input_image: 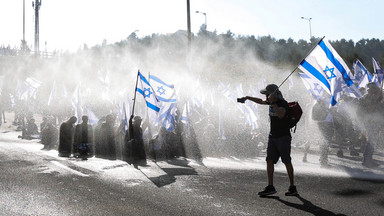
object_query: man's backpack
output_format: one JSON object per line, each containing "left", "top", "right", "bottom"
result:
{"left": 287, "top": 101, "right": 303, "bottom": 132}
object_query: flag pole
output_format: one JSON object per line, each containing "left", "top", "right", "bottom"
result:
{"left": 131, "top": 70, "right": 140, "bottom": 116}
{"left": 278, "top": 36, "right": 326, "bottom": 88}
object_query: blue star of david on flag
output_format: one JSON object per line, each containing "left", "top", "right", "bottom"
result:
{"left": 149, "top": 74, "right": 177, "bottom": 131}
{"left": 353, "top": 59, "right": 373, "bottom": 89}
{"left": 323, "top": 66, "right": 336, "bottom": 80}
{"left": 156, "top": 86, "right": 166, "bottom": 95}
{"left": 313, "top": 83, "right": 323, "bottom": 95}
{"left": 354, "top": 70, "right": 363, "bottom": 81}
{"left": 136, "top": 72, "right": 160, "bottom": 113}
{"left": 149, "top": 74, "right": 176, "bottom": 103}
{"left": 298, "top": 37, "right": 355, "bottom": 106}
{"left": 144, "top": 87, "right": 153, "bottom": 98}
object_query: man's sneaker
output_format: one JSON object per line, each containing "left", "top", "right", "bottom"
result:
{"left": 258, "top": 185, "right": 277, "bottom": 196}
{"left": 285, "top": 185, "right": 298, "bottom": 196}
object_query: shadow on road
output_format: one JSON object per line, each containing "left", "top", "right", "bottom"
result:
{"left": 261, "top": 195, "right": 346, "bottom": 216}
{"left": 336, "top": 164, "right": 384, "bottom": 183}
{"left": 138, "top": 158, "right": 199, "bottom": 187}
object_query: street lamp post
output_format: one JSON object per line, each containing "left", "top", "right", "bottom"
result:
{"left": 196, "top": 11, "right": 207, "bottom": 30}
{"left": 301, "top": 17, "right": 312, "bottom": 42}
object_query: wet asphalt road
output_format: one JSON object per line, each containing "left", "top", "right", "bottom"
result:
{"left": 0, "top": 132, "right": 383, "bottom": 216}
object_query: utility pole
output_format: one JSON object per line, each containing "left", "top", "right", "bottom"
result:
{"left": 186, "top": 0, "right": 191, "bottom": 49}
{"left": 23, "top": 0, "right": 25, "bottom": 44}
{"left": 32, "top": 0, "right": 41, "bottom": 54}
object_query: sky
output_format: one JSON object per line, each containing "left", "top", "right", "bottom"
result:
{"left": 1, "top": 0, "right": 383, "bottom": 52}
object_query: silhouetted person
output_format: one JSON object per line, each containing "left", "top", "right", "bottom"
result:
{"left": 40, "top": 116, "right": 49, "bottom": 133}
{"left": 127, "top": 115, "right": 146, "bottom": 165}
{"left": 20, "top": 118, "right": 39, "bottom": 140}
{"left": 74, "top": 115, "right": 94, "bottom": 160}
{"left": 41, "top": 120, "right": 58, "bottom": 150}
{"left": 311, "top": 97, "right": 334, "bottom": 167}
{"left": 100, "top": 114, "right": 117, "bottom": 160}
{"left": 94, "top": 116, "right": 106, "bottom": 158}
{"left": 357, "top": 82, "right": 383, "bottom": 168}
{"left": 239, "top": 84, "right": 298, "bottom": 196}
{"left": 58, "top": 116, "right": 77, "bottom": 157}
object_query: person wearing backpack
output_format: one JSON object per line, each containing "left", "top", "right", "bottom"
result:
{"left": 238, "top": 84, "right": 298, "bottom": 197}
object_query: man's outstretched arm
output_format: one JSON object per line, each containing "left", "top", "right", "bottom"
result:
{"left": 239, "top": 96, "right": 269, "bottom": 105}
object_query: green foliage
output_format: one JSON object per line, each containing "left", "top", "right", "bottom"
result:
{"left": 1, "top": 31, "right": 384, "bottom": 79}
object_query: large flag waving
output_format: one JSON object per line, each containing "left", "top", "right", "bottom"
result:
{"left": 372, "top": 57, "right": 384, "bottom": 86}
{"left": 353, "top": 59, "right": 373, "bottom": 89}
{"left": 136, "top": 72, "right": 160, "bottom": 113}
{"left": 299, "top": 72, "right": 325, "bottom": 100}
{"left": 136, "top": 71, "right": 160, "bottom": 132}
{"left": 20, "top": 77, "right": 42, "bottom": 100}
{"left": 149, "top": 74, "right": 176, "bottom": 102}
{"left": 149, "top": 74, "right": 177, "bottom": 132}
{"left": 298, "top": 37, "right": 354, "bottom": 106}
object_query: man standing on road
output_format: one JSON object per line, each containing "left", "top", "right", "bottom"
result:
{"left": 238, "top": 84, "right": 298, "bottom": 196}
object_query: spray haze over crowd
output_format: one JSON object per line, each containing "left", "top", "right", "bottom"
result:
{"left": 1, "top": 29, "right": 315, "bottom": 158}
{"left": 1, "top": 22, "right": 384, "bottom": 160}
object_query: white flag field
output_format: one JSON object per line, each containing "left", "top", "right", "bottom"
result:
{"left": 298, "top": 37, "right": 357, "bottom": 106}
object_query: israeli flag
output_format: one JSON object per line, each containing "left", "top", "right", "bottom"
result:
{"left": 299, "top": 73, "right": 325, "bottom": 100}
{"left": 298, "top": 37, "right": 354, "bottom": 106}
{"left": 353, "top": 59, "right": 373, "bottom": 89}
{"left": 149, "top": 74, "right": 176, "bottom": 103}
{"left": 180, "top": 101, "right": 190, "bottom": 124}
{"left": 71, "top": 85, "right": 83, "bottom": 123}
{"left": 47, "top": 80, "right": 57, "bottom": 106}
{"left": 48, "top": 80, "right": 69, "bottom": 106}
{"left": 86, "top": 105, "right": 99, "bottom": 125}
{"left": 20, "top": 77, "right": 42, "bottom": 100}
{"left": 158, "top": 103, "right": 177, "bottom": 131}
{"left": 148, "top": 74, "right": 178, "bottom": 131}
{"left": 137, "top": 72, "right": 160, "bottom": 113}
{"left": 372, "top": 57, "right": 384, "bottom": 85}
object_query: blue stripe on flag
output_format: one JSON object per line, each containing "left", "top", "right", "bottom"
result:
{"left": 319, "top": 41, "right": 353, "bottom": 87}
{"left": 300, "top": 60, "right": 331, "bottom": 91}
{"left": 157, "top": 96, "right": 177, "bottom": 103}
{"left": 138, "top": 72, "right": 151, "bottom": 86}
{"left": 146, "top": 101, "right": 160, "bottom": 112}
{"left": 149, "top": 75, "right": 174, "bottom": 88}
{"left": 136, "top": 88, "right": 144, "bottom": 96}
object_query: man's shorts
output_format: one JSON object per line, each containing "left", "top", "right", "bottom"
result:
{"left": 266, "top": 135, "right": 292, "bottom": 164}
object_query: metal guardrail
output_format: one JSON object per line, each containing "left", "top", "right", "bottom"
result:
{"left": 0, "top": 49, "right": 58, "bottom": 58}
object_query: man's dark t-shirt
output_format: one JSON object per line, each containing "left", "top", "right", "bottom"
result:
{"left": 269, "top": 99, "right": 291, "bottom": 138}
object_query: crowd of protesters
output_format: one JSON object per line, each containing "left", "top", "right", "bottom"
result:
{"left": 309, "top": 82, "right": 384, "bottom": 168}
{"left": 0, "top": 81, "right": 383, "bottom": 169}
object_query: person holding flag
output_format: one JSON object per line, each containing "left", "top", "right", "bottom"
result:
{"left": 127, "top": 115, "right": 146, "bottom": 165}
{"left": 238, "top": 84, "right": 298, "bottom": 197}
{"left": 125, "top": 70, "right": 158, "bottom": 164}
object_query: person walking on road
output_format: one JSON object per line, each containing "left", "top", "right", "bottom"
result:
{"left": 238, "top": 84, "right": 298, "bottom": 196}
